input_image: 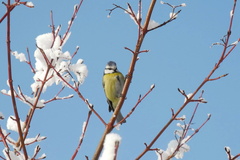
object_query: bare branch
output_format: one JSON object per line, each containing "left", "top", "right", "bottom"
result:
{"left": 114, "top": 84, "right": 155, "bottom": 126}
{"left": 60, "top": 0, "right": 84, "bottom": 46}
{"left": 136, "top": 1, "right": 239, "bottom": 158}
{"left": 5, "top": 0, "right": 28, "bottom": 157}
{"left": 25, "top": 47, "right": 36, "bottom": 73}
{"left": 71, "top": 110, "right": 92, "bottom": 160}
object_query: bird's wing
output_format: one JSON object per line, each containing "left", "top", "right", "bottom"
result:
{"left": 107, "top": 99, "right": 114, "bottom": 112}
{"left": 115, "top": 73, "right": 124, "bottom": 98}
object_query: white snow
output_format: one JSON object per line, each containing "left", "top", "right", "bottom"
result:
{"left": 150, "top": 84, "right": 155, "bottom": 89}
{"left": 167, "top": 140, "right": 190, "bottom": 159}
{"left": 232, "top": 40, "right": 239, "bottom": 45}
{"left": 3, "top": 148, "right": 25, "bottom": 160}
{"left": 6, "top": 116, "right": 25, "bottom": 133}
{"left": 12, "top": 51, "right": 27, "bottom": 62}
{"left": 25, "top": 134, "right": 46, "bottom": 144}
{"left": 26, "top": 1, "right": 34, "bottom": 7}
{"left": 184, "top": 93, "right": 193, "bottom": 103}
{"left": 147, "top": 20, "right": 159, "bottom": 30}
{"left": 160, "top": 1, "right": 164, "bottom": 4}
{"left": 169, "top": 12, "right": 178, "bottom": 19}
{"left": 181, "top": 3, "right": 186, "bottom": 7}
{"left": 100, "top": 133, "right": 122, "bottom": 160}
{"left": 38, "top": 153, "right": 46, "bottom": 159}
{"left": 230, "top": 10, "right": 234, "bottom": 18}
{"left": 156, "top": 149, "right": 170, "bottom": 160}
{"left": 0, "top": 112, "right": 4, "bottom": 119}
{"left": 31, "top": 32, "right": 88, "bottom": 93}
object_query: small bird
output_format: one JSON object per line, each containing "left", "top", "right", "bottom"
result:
{"left": 102, "top": 61, "right": 126, "bottom": 123}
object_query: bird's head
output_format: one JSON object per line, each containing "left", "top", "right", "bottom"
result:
{"left": 104, "top": 61, "right": 118, "bottom": 74}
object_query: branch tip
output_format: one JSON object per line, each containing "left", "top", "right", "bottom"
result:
{"left": 150, "top": 84, "right": 155, "bottom": 89}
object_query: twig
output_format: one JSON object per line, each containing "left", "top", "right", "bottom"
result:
{"left": 5, "top": 0, "right": 28, "bottom": 158}
{"left": 183, "top": 90, "right": 205, "bottom": 138}
{"left": 114, "top": 84, "right": 155, "bottom": 126}
{"left": 0, "top": 127, "right": 10, "bottom": 150}
{"left": 32, "top": 145, "right": 41, "bottom": 159}
{"left": 231, "top": 154, "right": 240, "bottom": 160}
{"left": 1, "top": 1, "right": 33, "bottom": 23}
{"left": 72, "top": 46, "right": 80, "bottom": 59}
{"left": 0, "top": 2, "right": 15, "bottom": 23}
{"left": 44, "top": 86, "right": 74, "bottom": 104}
{"left": 60, "top": 0, "right": 84, "bottom": 46}
{"left": 208, "top": 73, "right": 228, "bottom": 81}
{"left": 225, "top": 146, "right": 240, "bottom": 160}
{"left": 171, "top": 98, "right": 210, "bottom": 158}
{"left": 71, "top": 110, "right": 92, "bottom": 160}
{"left": 50, "top": 11, "right": 56, "bottom": 48}
{"left": 24, "top": 134, "right": 46, "bottom": 146}
{"left": 147, "top": 10, "right": 181, "bottom": 32}
{"left": 114, "top": 141, "right": 120, "bottom": 160}
{"left": 25, "top": 47, "right": 36, "bottom": 73}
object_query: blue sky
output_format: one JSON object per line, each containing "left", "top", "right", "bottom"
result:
{"left": 0, "top": 0, "right": 240, "bottom": 159}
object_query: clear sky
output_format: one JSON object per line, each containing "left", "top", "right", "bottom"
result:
{"left": 0, "top": 0, "right": 240, "bottom": 160}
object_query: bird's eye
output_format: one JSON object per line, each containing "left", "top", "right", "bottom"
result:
{"left": 106, "top": 68, "right": 114, "bottom": 70}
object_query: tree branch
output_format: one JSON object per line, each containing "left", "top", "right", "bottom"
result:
{"left": 135, "top": 0, "right": 238, "bottom": 159}
{"left": 5, "top": 0, "right": 28, "bottom": 158}
{"left": 92, "top": 1, "right": 157, "bottom": 159}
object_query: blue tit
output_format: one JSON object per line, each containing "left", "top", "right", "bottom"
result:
{"left": 102, "top": 61, "right": 126, "bottom": 124}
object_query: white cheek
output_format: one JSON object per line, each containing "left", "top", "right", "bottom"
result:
{"left": 104, "top": 70, "right": 114, "bottom": 74}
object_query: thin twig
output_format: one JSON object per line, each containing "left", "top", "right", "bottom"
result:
{"left": 60, "top": 0, "right": 84, "bottom": 46}
{"left": 50, "top": 11, "right": 56, "bottom": 48}
{"left": 44, "top": 86, "right": 74, "bottom": 104}
{"left": 0, "top": 127, "right": 10, "bottom": 150}
{"left": 113, "top": 141, "right": 120, "bottom": 160}
{"left": 114, "top": 84, "right": 155, "bottom": 126}
{"left": 147, "top": 10, "right": 181, "bottom": 32}
{"left": 71, "top": 110, "right": 92, "bottom": 160}
{"left": 0, "top": 2, "right": 15, "bottom": 23}
{"left": 25, "top": 47, "right": 36, "bottom": 73}
{"left": 231, "top": 154, "right": 240, "bottom": 160}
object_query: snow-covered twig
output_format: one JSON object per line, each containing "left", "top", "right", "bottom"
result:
{"left": 0, "top": 127, "right": 10, "bottom": 150}
{"left": 44, "top": 87, "right": 74, "bottom": 104}
{"left": 225, "top": 146, "right": 240, "bottom": 160}
{"left": 0, "top": 1, "right": 34, "bottom": 23}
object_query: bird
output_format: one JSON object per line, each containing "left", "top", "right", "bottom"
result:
{"left": 102, "top": 61, "right": 126, "bottom": 124}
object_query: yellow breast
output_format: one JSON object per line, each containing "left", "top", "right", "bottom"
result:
{"left": 103, "top": 72, "right": 124, "bottom": 108}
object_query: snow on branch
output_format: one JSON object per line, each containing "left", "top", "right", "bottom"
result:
{"left": 225, "top": 146, "right": 240, "bottom": 160}
{"left": 100, "top": 133, "right": 122, "bottom": 160}
{"left": 32, "top": 32, "right": 88, "bottom": 93}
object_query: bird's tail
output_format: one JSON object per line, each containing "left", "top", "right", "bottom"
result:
{"left": 116, "top": 111, "right": 126, "bottom": 124}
